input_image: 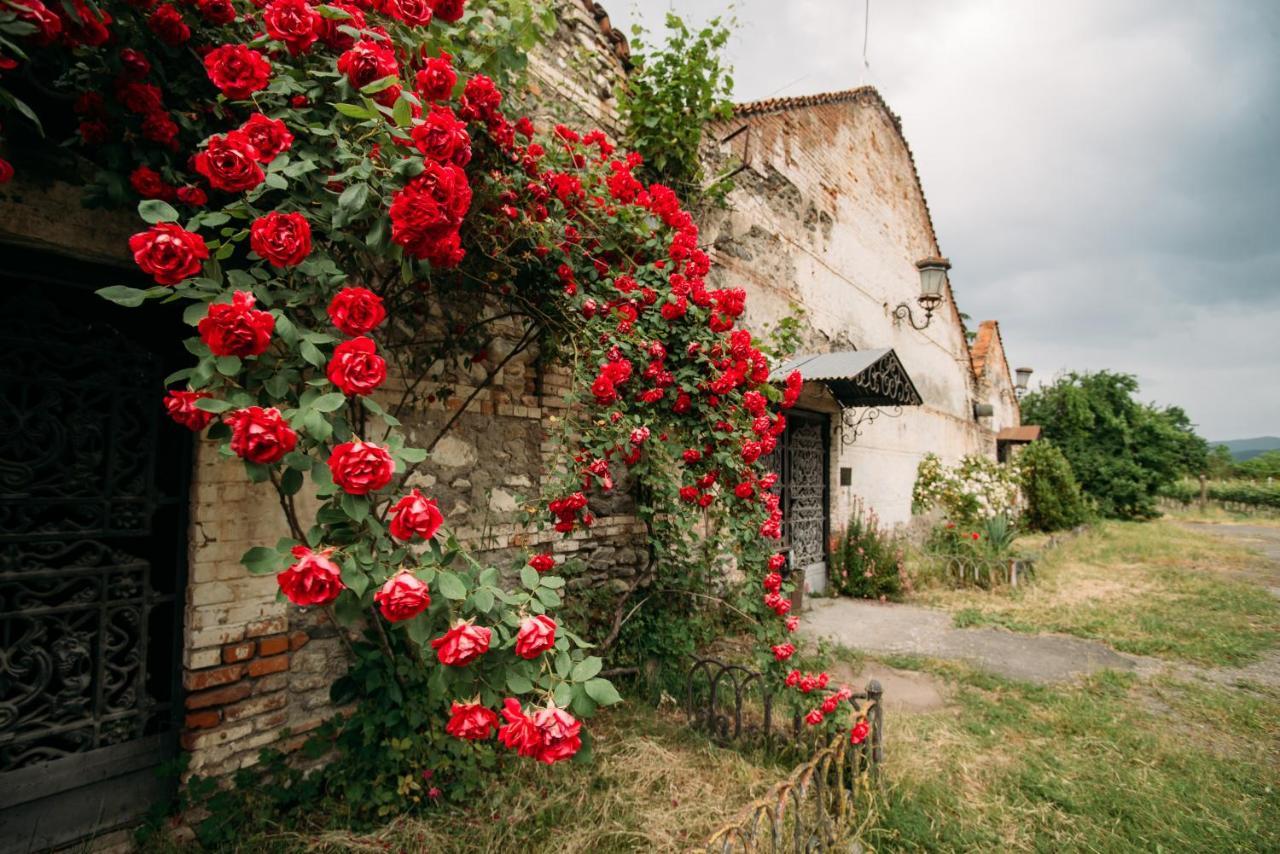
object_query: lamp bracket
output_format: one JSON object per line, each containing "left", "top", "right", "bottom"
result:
{"left": 840, "top": 405, "right": 904, "bottom": 446}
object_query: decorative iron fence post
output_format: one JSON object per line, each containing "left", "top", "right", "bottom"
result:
{"left": 866, "top": 679, "right": 884, "bottom": 768}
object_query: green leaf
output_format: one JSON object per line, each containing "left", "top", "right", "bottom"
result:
{"left": 241, "top": 546, "right": 279, "bottom": 575}
{"left": 436, "top": 571, "right": 466, "bottom": 600}
{"left": 338, "top": 182, "right": 369, "bottom": 212}
{"left": 341, "top": 563, "right": 369, "bottom": 598}
{"left": 138, "top": 199, "right": 180, "bottom": 224}
{"left": 555, "top": 651, "right": 572, "bottom": 678}
{"left": 570, "top": 656, "right": 602, "bottom": 682}
{"left": 471, "top": 588, "right": 494, "bottom": 613}
{"left": 569, "top": 684, "right": 597, "bottom": 718}
{"left": 585, "top": 678, "right": 622, "bottom": 706}
{"left": 520, "top": 565, "right": 540, "bottom": 591}
{"left": 263, "top": 172, "right": 288, "bottom": 190}
{"left": 96, "top": 286, "right": 152, "bottom": 307}
{"left": 399, "top": 447, "right": 428, "bottom": 464}
{"left": 299, "top": 340, "right": 326, "bottom": 367}
{"left": 334, "top": 102, "right": 375, "bottom": 119}
{"left": 507, "top": 673, "right": 534, "bottom": 695}
{"left": 194, "top": 397, "right": 233, "bottom": 413}
{"left": 340, "top": 492, "right": 369, "bottom": 523}
{"left": 215, "top": 355, "right": 242, "bottom": 376}
{"left": 360, "top": 75, "right": 398, "bottom": 95}
{"left": 312, "top": 392, "right": 347, "bottom": 412}
{"left": 535, "top": 586, "right": 562, "bottom": 608}
{"left": 280, "top": 467, "right": 304, "bottom": 496}
{"left": 553, "top": 682, "right": 573, "bottom": 708}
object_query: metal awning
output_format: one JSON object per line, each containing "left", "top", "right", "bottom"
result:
{"left": 770, "top": 348, "right": 923, "bottom": 408}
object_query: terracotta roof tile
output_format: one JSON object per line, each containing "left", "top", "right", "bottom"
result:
{"left": 996, "top": 425, "right": 1041, "bottom": 443}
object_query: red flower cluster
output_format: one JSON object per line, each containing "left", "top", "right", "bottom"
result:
{"left": 445, "top": 701, "right": 498, "bottom": 740}
{"left": 278, "top": 546, "right": 345, "bottom": 606}
{"left": 548, "top": 492, "right": 589, "bottom": 533}
{"left": 163, "top": 389, "right": 214, "bottom": 431}
{"left": 225, "top": 406, "right": 297, "bottom": 464}
{"left": 199, "top": 291, "right": 275, "bottom": 357}
{"left": 431, "top": 620, "right": 490, "bottom": 666}
{"left": 389, "top": 160, "right": 471, "bottom": 267}
{"left": 496, "top": 699, "right": 581, "bottom": 765}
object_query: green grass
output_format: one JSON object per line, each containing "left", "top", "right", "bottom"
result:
{"left": 913, "top": 520, "right": 1280, "bottom": 666}
{"left": 861, "top": 657, "right": 1280, "bottom": 852}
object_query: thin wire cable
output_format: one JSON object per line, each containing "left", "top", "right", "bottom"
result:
{"left": 861, "top": 0, "right": 872, "bottom": 83}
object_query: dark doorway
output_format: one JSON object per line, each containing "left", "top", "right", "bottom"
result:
{"left": 0, "top": 257, "right": 190, "bottom": 853}
{"left": 768, "top": 410, "right": 831, "bottom": 596}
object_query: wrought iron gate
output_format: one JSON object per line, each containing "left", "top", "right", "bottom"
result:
{"left": 767, "top": 410, "right": 831, "bottom": 595}
{"left": 0, "top": 276, "right": 188, "bottom": 852}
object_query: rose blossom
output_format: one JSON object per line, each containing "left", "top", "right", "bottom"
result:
{"left": 203, "top": 44, "right": 272, "bottom": 100}
{"left": 250, "top": 211, "right": 312, "bottom": 267}
{"left": 198, "top": 291, "right": 275, "bottom": 357}
{"left": 497, "top": 698, "right": 542, "bottom": 757}
{"left": 431, "top": 620, "right": 491, "bottom": 666}
{"left": 384, "top": 0, "right": 432, "bottom": 26}
{"left": 263, "top": 0, "right": 319, "bottom": 54}
{"left": 388, "top": 489, "right": 444, "bottom": 541}
{"left": 446, "top": 701, "right": 499, "bottom": 740}
{"left": 771, "top": 643, "right": 796, "bottom": 662}
{"left": 429, "top": 0, "right": 466, "bottom": 24}
{"left": 197, "top": 0, "right": 236, "bottom": 24}
{"left": 163, "top": 390, "right": 214, "bottom": 431}
{"left": 326, "top": 336, "right": 387, "bottom": 396}
{"left": 415, "top": 52, "right": 456, "bottom": 101}
{"left": 225, "top": 406, "right": 297, "bottom": 464}
{"left": 239, "top": 114, "right": 293, "bottom": 162}
{"left": 373, "top": 571, "right": 431, "bottom": 622}
{"left": 327, "top": 286, "right": 386, "bottom": 335}
{"left": 129, "top": 222, "right": 208, "bottom": 285}
{"left": 147, "top": 3, "right": 190, "bottom": 46}
{"left": 805, "top": 709, "right": 824, "bottom": 726}
{"left": 531, "top": 706, "right": 581, "bottom": 765}
{"left": 277, "top": 545, "right": 345, "bottom": 606}
{"left": 327, "top": 440, "right": 395, "bottom": 495}
{"left": 528, "top": 553, "right": 555, "bottom": 573}
{"left": 411, "top": 106, "right": 471, "bottom": 167}
{"left": 337, "top": 37, "right": 398, "bottom": 99}
{"left": 849, "top": 720, "right": 870, "bottom": 745}
{"left": 514, "top": 615, "right": 556, "bottom": 660}
{"left": 194, "top": 131, "right": 264, "bottom": 193}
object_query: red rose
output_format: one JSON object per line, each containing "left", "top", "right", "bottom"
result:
{"left": 263, "top": 0, "right": 319, "bottom": 55}
{"left": 849, "top": 720, "right": 870, "bottom": 745}
{"left": 315, "top": 1, "right": 364, "bottom": 50}
{"left": 531, "top": 706, "right": 581, "bottom": 765}
{"left": 197, "top": 0, "right": 236, "bottom": 24}
{"left": 194, "top": 131, "right": 264, "bottom": 193}
{"left": 130, "top": 165, "right": 173, "bottom": 200}
{"left": 805, "top": 709, "right": 824, "bottom": 726}
{"left": 528, "top": 553, "right": 555, "bottom": 573}
{"left": 164, "top": 390, "right": 215, "bottom": 431}
{"left": 373, "top": 571, "right": 431, "bottom": 622}
{"left": 13, "top": 0, "right": 61, "bottom": 45}
{"left": 129, "top": 222, "right": 208, "bottom": 285}
{"left": 768, "top": 553, "right": 786, "bottom": 572}
{"left": 497, "top": 698, "right": 542, "bottom": 757}
{"left": 225, "top": 406, "right": 298, "bottom": 464}
{"left": 239, "top": 114, "right": 293, "bottom": 162}
{"left": 204, "top": 44, "right": 272, "bottom": 100}
{"left": 199, "top": 290, "right": 275, "bottom": 357}
{"left": 119, "top": 48, "right": 151, "bottom": 78}
{"left": 459, "top": 73, "right": 501, "bottom": 122}
{"left": 79, "top": 120, "right": 109, "bottom": 145}
{"left": 515, "top": 615, "right": 556, "bottom": 660}
{"left": 383, "top": 0, "right": 432, "bottom": 26}
{"left": 411, "top": 106, "right": 471, "bottom": 167}
{"left": 61, "top": 0, "right": 111, "bottom": 46}
{"left": 446, "top": 701, "right": 499, "bottom": 741}
{"left": 388, "top": 160, "right": 471, "bottom": 261}
{"left": 147, "top": 3, "right": 190, "bottom": 46}
{"left": 771, "top": 643, "right": 796, "bottom": 662}
{"left": 326, "top": 336, "right": 387, "bottom": 396}
{"left": 388, "top": 489, "right": 444, "bottom": 541}
{"left": 177, "top": 186, "right": 208, "bottom": 206}
{"left": 430, "top": 620, "right": 490, "bottom": 666}
{"left": 337, "top": 37, "right": 398, "bottom": 92}
{"left": 415, "top": 52, "right": 456, "bottom": 101}
{"left": 277, "top": 546, "right": 345, "bottom": 606}
{"left": 140, "top": 111, "right": 179, "bottom": 148}
{"left": 429, "top": 0, "right": 465, "bottom": 23}
{"left": 762, "top": 572, "right": 782, "bottom": 593}
{"left": 327, "top": 286, "right": 386, "bottom": 336}
{"left": 250, "top": 211, "right": 312, "bottom": 267}
{"left": 115, "top": 81, "right": 163, "bottom": 115}
{"left": 327, "top": 440, "right": 394, "bottom": 494}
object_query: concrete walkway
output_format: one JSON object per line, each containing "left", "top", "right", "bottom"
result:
{"left": 799, "top": 598, "right": 1137, "bottom": 683}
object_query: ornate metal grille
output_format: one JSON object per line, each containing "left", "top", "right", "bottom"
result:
{"left": 765, "top": 411, "right": 830, "bottom": 592}
{"left": 0, "top": 287, "right": 183, "bottom": 775}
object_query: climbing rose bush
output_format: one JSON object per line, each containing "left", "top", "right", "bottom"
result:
{"left": 0, "top": 0, "right": 867, "bottom": 801}
{"left": 912, "top": 452, "right": 1022, "bottom": 526}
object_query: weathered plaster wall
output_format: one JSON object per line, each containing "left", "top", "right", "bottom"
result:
{"left": 704, "top": 90, "right": 1021, "bottom": 540}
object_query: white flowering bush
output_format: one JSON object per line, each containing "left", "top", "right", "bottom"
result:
{"left": 912, "top": 453, "right": 1022, "bottom": 526}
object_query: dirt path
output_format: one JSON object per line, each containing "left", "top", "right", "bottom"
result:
{"left": 802, "top": 522, "right": 1280, "bottom": 688}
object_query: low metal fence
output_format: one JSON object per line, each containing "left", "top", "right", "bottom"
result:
{"left": 921, "top": 551, "right": 1035, "bottom": 588}
{"left": 686, "top": 657, "right": 884, "bottom": 852}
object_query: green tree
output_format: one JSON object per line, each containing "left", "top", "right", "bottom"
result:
{"left": 1017, "top": 440, "right": 1090, "bottom": 531}
{"left": 1020, "top": 371, "right": 1208, "bottom": 519}
{"left": 1206, "top": 444, "right": 1238, "bottom": 479}
{"left": 618, "top": 13, "right": 735, "bottom": 193}
{"left": 1238, "top": 450, "right": 1280, "bottom": 480}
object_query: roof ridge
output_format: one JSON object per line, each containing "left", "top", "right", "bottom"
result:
{"left": 733, "top": 86, "right": 882, "bottom": 118}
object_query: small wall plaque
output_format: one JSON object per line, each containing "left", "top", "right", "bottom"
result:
{"left": 839, "top": 467, "right": 852, "bottom": 486}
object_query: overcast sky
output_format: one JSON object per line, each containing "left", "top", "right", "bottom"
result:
{"left": 609, "top": 1, "right": 1280, "bottom": 441}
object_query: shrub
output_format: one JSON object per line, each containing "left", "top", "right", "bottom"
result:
{"left": 1017, "top": 440, "right": 1091, "bottom": 531}
{"left": 912, "top": 453, "right": 1022, "bottom": 527}
{"left": 829, "top": 499, "right": 909, "bottom": 600}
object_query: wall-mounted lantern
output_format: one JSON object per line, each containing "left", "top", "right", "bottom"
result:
{"left": 1015, "top": 367, "right": 1033, "bottom": 397}
{"left": 893, "top": 257, "right": 950, "bottom": 330}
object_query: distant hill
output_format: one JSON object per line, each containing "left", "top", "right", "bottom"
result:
{"left": 1212, "top": 437, "right": 1280, "bottom": 461}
